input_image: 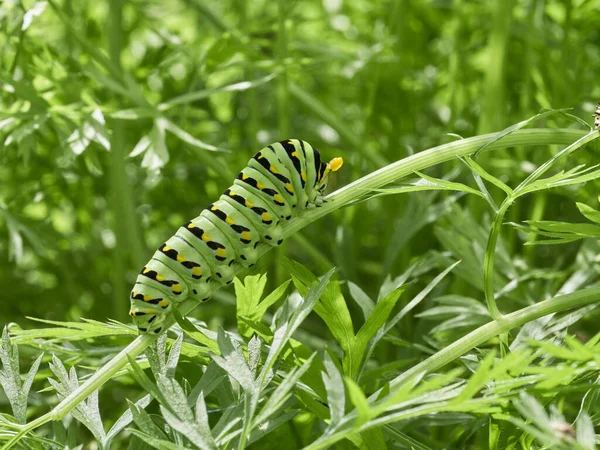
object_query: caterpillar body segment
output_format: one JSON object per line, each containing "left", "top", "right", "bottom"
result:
{"left": 201, "top": 202, "right": 259, "bottom": 267}
{"left": 248, "top": 148, "right": 297, "bottom": 207}
{"left": 130, "top": 139, "right": 343, "bottom": 333}
{"left": 154, "top": 236, "right": 212, "bottom": 300}
{"left": 269, "top": 140, "right": 309, "bottom": 209}
{"left": 223, "top": 184, "right": 284, "bottom": 240}
{"left": 183, "top": 216, "right": 236, "bottom": 282}
{"left": 234, "top": 166, "right": 294, "bottom": 220}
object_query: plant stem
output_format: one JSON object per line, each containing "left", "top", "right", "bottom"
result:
{"left": 304, "top": 286, "right": 600, "bottom": 450}
{"left": 483, "top": 199, "right": 513, "bottom": 320}
{"left": 1, "top": 334, "right": 156, "bottom": 449}
{"left": 1, "top": 127, "right": 587, "bottom": 448}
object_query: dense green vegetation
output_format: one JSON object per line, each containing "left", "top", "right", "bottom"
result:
{"left": 1, "top": 0, "right": 600, "bottom": 448}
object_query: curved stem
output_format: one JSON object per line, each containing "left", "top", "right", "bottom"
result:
{"left": 483, "top": 199, "right": 513, "bottom": 320}
{"left": 1, "top": 127, "right": 586, "bottom": 449}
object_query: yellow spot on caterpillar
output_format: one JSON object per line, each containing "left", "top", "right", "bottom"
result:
{"left": 202, "top": 234, "right": 211, "bottom": 242}
{"left": 160, "top": 299, "right": 169, "bottom": 308}
{"left": 329, "top": 157, "right": 344, "bottom": 172}
{"left": 242, "top": 175, "right": 249, "bottom": 180}
{"left": 172, "top": 284, "right": 182, "bottom": 293}
{"left": 285, "top": 183, "right": 293, "bottom": 193}
{"left": 187, "top": 222, "right": 196, "bottom": 229}
{"left": 288, "top": 140, "right": 293, "bottom": 144}
{"left": 216, "top": 248, "right": 227, "bottom": 258}
{"left": 241, "top": 231, "right": 251, "bottom": 241}
{"left": 176, "top": 254, "right": 186, "bottom": 262}
{"left": 163, "top": 245, "right": 171, "bottom": 251}
{"left": 274, "top": 194, "right": 284, "bottom": 203}
{"left": 143, "top": 267, "right": 151, "bottom": 274}
{"left": 262, "top": 212, "right": 272, "bottom": 221}
{"left": 147, "top": 309, "right": 157, "bottom": 314}
{"left": 270, "top": 165, "right": 279, "bottom": 174}
{"left": 192, "top": 267, "right": 202, "bottom": 277}
{"left": 144, "top": 295, "right": 151, "bottom": 301}
{"left": 225, "top": 216, "right": 235, "bottom": 225}
{"left": 291, "top": 151, "right": 298, "bottom": 158}
{"left": 301, "top": 172, "right": 307, "bottom": 182}
{"left": 211, "top": 205, "right": 218, "bottom": 211}
{"left": 155, "top": 274, "right": 165, "bottom": 282}
{"left": 257, "top": 181, "right": 265, "bottom": 190}
{"left": 245, "top": 199, "right": 254, "bottom": 208}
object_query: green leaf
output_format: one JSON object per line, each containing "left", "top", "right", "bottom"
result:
{"left": 345, "top": 284, "right": 406, "bottom": 379}
{"left": 126, "top": 354, "right": 168, "bottom": 406}
{"left": 128, "top": 428, "right": 194, "bottom": 450}
{"left": 373, "top": 170, "right": 485, "bottom": 199}
{"left": 160, "top": 73, "right": 277, "bottom": 109}
{"left": 462, "top": 156, "right": 513, "bottom": 196}
{"left": 158, "top": 375, "right": 218, "bottom": 450}
{"left": 322, "top": 351, "right": 345, "bottom": 427}
{"left": 128, "top": 399, "right": 169, "bottom": 441}
{"left": 347, "top": 282, "right": 375, "bottom": 320}
{"left": 107, "top": 395, "right": 152, "bottom": 442}
{"left": 576, "top": 202, "right": 600, "bottom": 224}
{"left": 344, "top": 377, "right": 371, "bottom": 427}
{"left": 254, "top": 353, "right": 316, "bottom": 425}
{"left": 211, "top": 328, "right": 256, "bottom": 394}
{"left": 162, "top": 118, "right": 224, "bottom": 152}
{"left": 188, "top": 362, "right": 227, "bottom": 404}
{"left": 111, "top": 107, "right": 156, "bottom": 120}
{"left": 259, "top": 268, "right": 335, "bottom": 387}
{"left": 172, "top": 308, "right": 219, "bottom": 353}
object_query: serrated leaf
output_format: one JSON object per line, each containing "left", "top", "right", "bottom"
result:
{"left": 161, "top": 404, "right": 218, "bottom": 450}
{"left": 106, "top": 395, "right": 152, "bottom": 441}
{"left": 165, "top": 334, "right": 184, "bottom": 377}
{"left": 128, "top": 399, "right": 169, "bottom": 441}
{"left": 126, "top": 354, "right": 167, "bottom": 405}
{"left": 211, "top": 329, "right": 256, "bottom": 394}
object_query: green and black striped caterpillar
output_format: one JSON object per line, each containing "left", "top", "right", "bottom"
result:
{"left": 129, "top": 139, "right": 343, "bottom": 334}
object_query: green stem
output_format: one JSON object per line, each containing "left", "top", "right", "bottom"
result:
{"left": 1, "top": 334, "right": 156, "bottom": 449}
{"left": 304, "top": 286, "right": 600, "bottom": 450}
{"left": 1, "top": 127, "right": 587, "bottom": 448}
{"left": 483, "top": 199, "right": 513, "bottom": 320}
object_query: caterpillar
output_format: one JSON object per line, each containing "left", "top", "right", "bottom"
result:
{"left": 594, "top": 101, "right": 600, "bottom": 129}
{"left": 129, "top": 139, "right": 343, "bottom": 334}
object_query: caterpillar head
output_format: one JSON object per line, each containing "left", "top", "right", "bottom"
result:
{"left": 315, "top": 156, "right": 343, "bottom": 194}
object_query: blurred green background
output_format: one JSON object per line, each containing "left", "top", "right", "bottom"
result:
{"left": 1, "top": 0, "right": 599, "bottom": 330}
